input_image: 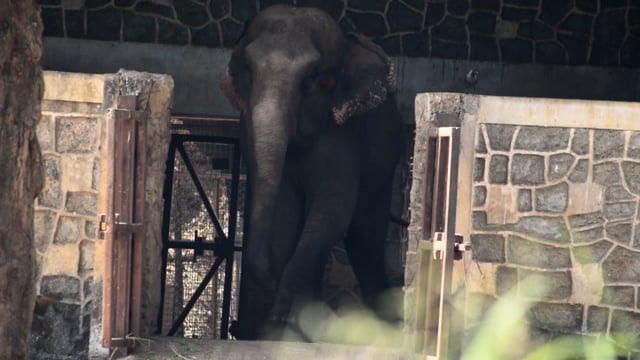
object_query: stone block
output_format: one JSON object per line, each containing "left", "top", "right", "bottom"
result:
{"left": 38, "top": 155, "right": 62, "bottom": 209}
{"left": 602, "top": 246, "right": 640, "bottom": 283}
{"left": 37, "top": 114, "right": 54, "bottom": 152}
{"left": 507, "top": 235, "right": 571, "bottom": 269}
{"left": 568, "top": 212, "right": 605, "bottom": 229}
{"left": 628, "top": 132, "right": 640, "bottom": 159}
{"left": 471, "top": 233, "right": 505, "bottom": 263}
{"left": 593, "top": 162, "right": 622, "bottom": 186}
{"left": 511, "top": 154, "right": 545, "bottom": 185}
{"left": 55, "top": 117, "right": 98, "bottom": 153}
{"left": 517, "top": 188, "right": 532, "bottom": 212}
{"left": 535, "top": 182, "right": 568, "bottom": 213}
{"left": 604, "top": 185, "right": 635, "bottom": 202}
{"left": 514, "top": 127, "right": 570, "bottom": 152}
{"left": 30, "top": 301, "right": 85, "bottom": 358}
{"left": 548, "top": 153, "right": 575, "bottom": 181}
{"left": 158, "top": 19, "right": 189, "bottom": 45}
{"left": 473, "top": 185, "right": 486, "bottom": 207}
{"left": 387, "top": 1, "right": 422, "bottom": 32}
{"left": 605, "top": 221, "right": 633, "bottom": 244}
{"left": 42, "top": 243, "right": 79, "bottom": 277}
{"left": 603, "top": 202, "right": 636, "bottom": 221}
{"left": 54, "top": 216, "right": 84, "bottom": 245}
{"left": 468, "top": 11, "right": 496, "bottom": 35}
{"left": 621, "top": 161, "right": 640, "bottom": 194}
{"left": 61, "top": 155, "right": 95, "bottom": 192}
{"left": 586, "top": 306, "right": 609, "bottom": 333}
{"left": 571, "top": 129, "right": 590, "bottom": 155}
{"left": 568, "top": 158, "right": 588, "bottom": 183}
{"left": 123, "top": 12, "right": 155, "bottom": 42}
{"left": 473, "top": 157, "right": 485, "bottom": 182}
{"left": 602, "top": 285, "right": 635, "bottom": 308}
{"left": 573, "top": 226, "right": 604, "bottom": 243}
{"left": 489, "top": 155, "right": 508, "bottom": 184}
{"left": 572, "top": 240, "right": 613, "bottom": 263}
{"left": 594, "top": 129, "right": 625, "bottom": 160}
{"left": 41, "top": 275, "right": 81, "bottom": 302}
{"left": 484, "top": 124, "right": 516, "bottom": 151}
{"left": 528, "top": 303, "right": 583, "bottom": 333}
{"left": 610, "top": 309, "right": 640, "bottom": 335}
{"left": 511, "top": 216, "right": 571, "bottom": 244}
{"left": 519, "top": 269, "right": 572, "bottom": 301}
{"left": 65, "top": 191, "right": 97, "bottom": 216}
{"left": 34, "top": 210, "right": 57, "bottom": 255}
{"left": 87, "top": 7, "right": 122, "bottom": 41}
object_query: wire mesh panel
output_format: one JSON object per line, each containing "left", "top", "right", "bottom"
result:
{"left": 161, "top": 137, "right": 245, "bottom": 339}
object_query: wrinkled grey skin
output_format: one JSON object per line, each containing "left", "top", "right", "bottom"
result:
{"left": 222, "top": 5, "right": 404, "bottom": 338}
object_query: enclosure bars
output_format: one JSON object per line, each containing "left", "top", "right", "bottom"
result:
{"left": 413, "top": 125, "right": 466, "bottom": 360}
{"left": 158, "top": 134, "right": 243, "bottom": 339}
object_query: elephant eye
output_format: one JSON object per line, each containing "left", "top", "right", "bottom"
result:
{"left": 319, "top": 72, "right": 336, "bottom": 90}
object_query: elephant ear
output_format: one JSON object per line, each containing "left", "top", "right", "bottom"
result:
{"left": 332, "top": 34, "right": 397, "bottom": 125}
{"left": 221, "top": 65, "right": 247, "bottom": 114}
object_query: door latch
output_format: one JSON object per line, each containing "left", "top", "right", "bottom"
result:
{"left": 432, "top": 232, "right": 470, "bottom": 260}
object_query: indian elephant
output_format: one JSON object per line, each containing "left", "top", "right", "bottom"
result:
{"left": 221, "top": 5, "right": 404, "bottom": 338}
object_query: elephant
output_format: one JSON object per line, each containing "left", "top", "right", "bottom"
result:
{"left": 221, "top": 5, "right": 404, "bottom": 339}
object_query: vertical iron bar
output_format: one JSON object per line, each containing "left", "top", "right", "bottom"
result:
{"left": 220, "top": 141, "right": 241, "bottom": 339}
{"left": 157, "top": 138, "right": 177, "bottom": 334}
{"left": 175, "top": 141, "right": 227, "bottom": 239}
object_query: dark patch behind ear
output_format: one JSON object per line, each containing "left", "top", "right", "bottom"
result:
{"left": 332, "top": 34, "right": 396, "bottom": 124}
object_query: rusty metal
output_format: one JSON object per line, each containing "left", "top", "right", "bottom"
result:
{"left": 100, "top": 95, "right": 146, "bottom": 351}
{"left": 414, "top": 125, "right": 463, "bottom": 360}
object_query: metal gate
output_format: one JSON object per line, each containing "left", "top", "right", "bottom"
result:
{"left": 158, "top": 128, "right": 245, "bottom": 340}
{"left": 413, "top": 124, "right": 469, "bottom": 360}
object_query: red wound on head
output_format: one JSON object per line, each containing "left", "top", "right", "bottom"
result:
{"left": 320, "top": 73, "right": 336, "bottom": 90}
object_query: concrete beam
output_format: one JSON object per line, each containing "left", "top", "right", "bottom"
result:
{"left": 42, "top": 37, "right": 640, "bottom": 123}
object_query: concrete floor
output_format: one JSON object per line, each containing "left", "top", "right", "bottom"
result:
{"left": 118, "top": 337, "right": 409, "bottom": 360}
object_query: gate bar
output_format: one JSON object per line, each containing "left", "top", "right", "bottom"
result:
{"left": 175, "top": 141, "right": 227, "bottom": 240}
{"left": 219, "top": 141, "right": 242, "bottom": 339}
{"left": 157, "top": 140, "right": 177, "bottom": 333}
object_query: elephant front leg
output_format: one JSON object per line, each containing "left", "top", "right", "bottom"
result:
{"left": 270, "top": 192, "right": 357, "bottom": 323}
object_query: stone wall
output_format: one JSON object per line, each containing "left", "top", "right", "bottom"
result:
{"left": 30, "top": 70, "right": 173, "bottom": 359}
{"left": 37, "top": 0, "right": 640, "bottom": 67}
{"left": 408, "top": 93, "right": 640, "bottom": 357}
{"left": 31, "top": 71, "right": 105, "bottom": 359}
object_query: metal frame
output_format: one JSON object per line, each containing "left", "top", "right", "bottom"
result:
{"left": 158, "top": 133, "right": 243, "bottom": 340}
{"left": 414, "top": 126, "right": 467, "bottom": 360}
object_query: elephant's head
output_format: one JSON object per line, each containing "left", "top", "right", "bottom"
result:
{"left": 221, "top": 5, "right": 396, "bottom": 287}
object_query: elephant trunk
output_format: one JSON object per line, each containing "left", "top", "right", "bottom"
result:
{"left": 244, "top": 84, "right": 297, "bottom": 289}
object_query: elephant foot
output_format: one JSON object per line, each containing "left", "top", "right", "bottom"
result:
{"left": 260, "top": 318, "right": 311, "bottom": 342}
